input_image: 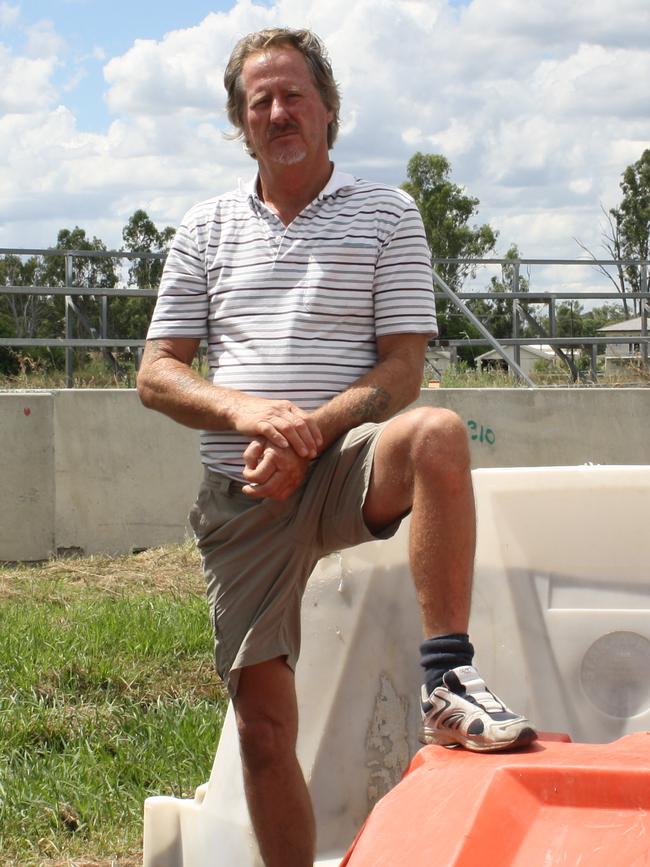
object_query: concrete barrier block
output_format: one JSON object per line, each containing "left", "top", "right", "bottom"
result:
{"left": 0, "top": 391, "right": 55, "bottom": 561}
{"left": 3, "top": 387, "right": 650, "bottom": 560}
{"left": 416, "top": 388, "right": 650, "bottom": 468}
{"left": 53, "top": 389, "right": 202, "bottom": 555}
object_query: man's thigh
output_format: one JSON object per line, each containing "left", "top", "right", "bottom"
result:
{"left": 310, "top": 421, "right": 406, "bottom": 554}
{"left": 189, "top": 473, "right": 320, "bottom": 696}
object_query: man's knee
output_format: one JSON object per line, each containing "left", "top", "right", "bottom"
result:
{"left": 403, "top": 407, "right": 470, "bottom": 473}
{"left": 234, "top": 659, "right": 298, "bottom": 772}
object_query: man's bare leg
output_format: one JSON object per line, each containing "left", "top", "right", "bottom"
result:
{"left": 363, "top": 406, "right": 475, "bottom": 637}
{"left": 234, "top": 657, "right": 315, "bottom": 867}
{"left": 364, "top": 405, "right": 537, "bottom": 751}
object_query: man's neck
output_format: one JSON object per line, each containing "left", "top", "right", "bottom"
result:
{"left": 257, "top": 158, "right": 334, "bottom": 226}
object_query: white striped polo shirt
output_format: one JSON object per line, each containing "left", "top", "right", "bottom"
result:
{"left": 147, "top": 168, "right": 437, "bottom": 479}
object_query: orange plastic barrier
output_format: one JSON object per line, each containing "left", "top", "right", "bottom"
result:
{"left": 341, "top": 732, "right": 650, "bottom": 866}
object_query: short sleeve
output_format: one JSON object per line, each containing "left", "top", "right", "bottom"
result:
{"left": 146, "top": 214, "right": 209, "bottom": 340}
{"left": 373, "top": 200, "right": 438, "bottom": 338}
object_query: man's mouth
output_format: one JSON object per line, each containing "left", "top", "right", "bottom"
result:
{"left": 269, "top": 127, "right": 300, "bottom": 141}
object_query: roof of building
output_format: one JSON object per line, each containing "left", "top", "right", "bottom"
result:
{"left": 598, "top": 316, "right": 644, "bottom": 333}
{"left": 476, "top": 345, "right": 554, "bottom": 361}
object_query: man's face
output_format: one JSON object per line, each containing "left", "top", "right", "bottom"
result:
{"left": 240, "top": 46, "right": 333, "bottom": 169}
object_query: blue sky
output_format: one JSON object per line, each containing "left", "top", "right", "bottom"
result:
{"left": 1, "top": 0, "right": 649, "bottom": 296}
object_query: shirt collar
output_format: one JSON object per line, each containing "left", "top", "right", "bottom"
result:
{"left": 242, "top": 165, "right": 355, "bottom": 205}
{"left": 317, "top": 167, "right": 356, "bottom": 199}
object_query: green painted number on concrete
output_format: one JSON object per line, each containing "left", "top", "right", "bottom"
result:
{"left": 468, "top": 419, "right": 496, "bottom": 446}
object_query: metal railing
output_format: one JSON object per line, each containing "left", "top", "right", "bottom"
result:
{"left": 1, "top": 248, "right": 649, "bottom": 387}
{"left": 430, "top": 256, "right": 650, "bottom": 386}
{"left": 0, "top": 247, "right": 161, "bottom": 386}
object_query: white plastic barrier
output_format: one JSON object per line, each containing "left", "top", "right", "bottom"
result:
{"left": 470, "top": 465, "right": 650, "bottom": 744}
{"left": 143, "top": 466, "right": 650, "bottom": 867}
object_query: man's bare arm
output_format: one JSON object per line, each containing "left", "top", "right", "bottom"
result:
{"left": 311, "top": 332, "right": 430, "bottom": 450}
{"left": 137, "top": 337, "right": 322, "bottom": 457}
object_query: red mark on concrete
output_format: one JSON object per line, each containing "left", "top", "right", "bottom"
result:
{"left": 23, "top": 407, "right": 31, "bottom": 416}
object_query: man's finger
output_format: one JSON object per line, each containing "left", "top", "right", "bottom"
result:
{"left": 271, "top": 414, "right": 321, "bottom": 458}
{"left": 243, "top": 438, "right": 265, "bottom": 468}
{"left": 242, "top": 476, "right": 289, "bottom": 500}
{"left": 242, "top": 452, "right": 276, "bottom": 484}
{"left": 255, "top": 421, "right": 290, "bottom": 449}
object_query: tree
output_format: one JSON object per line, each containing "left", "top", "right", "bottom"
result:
{"left": 610, "top": 148, "right": 650, "bottom": 312}
{"left": 402, "top": 153, "right": 497, "bottom": 291}
{"left": 401, "top": 152, "right": 498, "bottom": 354}
{"left": 39, "top": 227, "right": 119, "bottom": 372}
{"left": 0, "top": 254, "right": 43, "bottom": 338}
{"left": 122, "top": 209, "right": 175, "bottom": 289}
{"left": 0, "top": 253, "right": 57, "bottom": 374}
{"left": 44, "top": 227, "right": 118, "bottom": 291}
{"left": 582, "top": 303, "right": 626, "bottom": 335}
{"left": 110, "top": 210, "right": 175, "bottom": 340}
{"left": 576, "top": 149, "right": 650, "bottom": 317}
{"left": 42, "top": 226, "right": 118, "bottom": 337}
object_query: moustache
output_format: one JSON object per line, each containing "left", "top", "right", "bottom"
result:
{"left": 268, "top": 123, "right": 300, "bottom": 140}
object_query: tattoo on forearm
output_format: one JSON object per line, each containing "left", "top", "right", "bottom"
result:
{"left": 353, "top": 386, "right": 391, "bottom": 421}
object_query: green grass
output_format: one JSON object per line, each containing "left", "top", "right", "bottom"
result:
{"left": 0, "top": 545, "right": 227, "bottom": 866}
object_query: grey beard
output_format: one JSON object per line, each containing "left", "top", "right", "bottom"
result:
{"left": 272, "top": 143, "right": 308, "bottom": 165}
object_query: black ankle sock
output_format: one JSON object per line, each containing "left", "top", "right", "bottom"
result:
{"left": 420, "top": 633, "right": 474, "bottom": 698}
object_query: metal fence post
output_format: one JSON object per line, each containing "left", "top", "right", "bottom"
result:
{"left": 64, "top": 254, "right": 74, "bottom": 388}
{"left": 549, "top": 298, "right": 556, "bottom": 339}
{"left": 513, "top": 262, "right": 521, "bottom": 371}
{"left": 641, "top": 265, "right": 648, "bottom": 369}
{"left": 101, "top": 295, "right": 108, "bottom": 340}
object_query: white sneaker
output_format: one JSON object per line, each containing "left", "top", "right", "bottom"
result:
{"left": 420, "top": 665, "right": 538, "bottom": 752}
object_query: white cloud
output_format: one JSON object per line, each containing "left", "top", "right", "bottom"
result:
{"left": 24, "top": 18, "right": 65, "bottom": 58}
{"left": 0, "top": 45, "right": 59, "bottom": 112}
{"left": 103, "top": 3, "right": 276, "bottom": 117}
{"left": 0, "top": 2, "right": 19, "bottom": 28}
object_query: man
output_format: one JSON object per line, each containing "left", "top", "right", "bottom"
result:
{"left": 137, "top": 27, "right": 536, "bottom": 867}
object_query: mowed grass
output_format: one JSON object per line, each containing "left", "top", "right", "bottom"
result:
{"left": 0, "top": 543, "right": 228, "bottom": 866}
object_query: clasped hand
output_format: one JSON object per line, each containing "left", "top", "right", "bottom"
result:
{"left": 233, "top": 396, "right": 322, "bottom": 459}
{"left": 242, "top": 437, "right": 312, "bottom": 500}
{"left": 237, "top": 398, "right": 321, "bottom": 501}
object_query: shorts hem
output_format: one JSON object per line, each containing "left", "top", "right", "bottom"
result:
{"left": 224, "top": 642, "right": 297, "bottom": 698}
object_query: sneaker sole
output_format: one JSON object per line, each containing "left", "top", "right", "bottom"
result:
{"left": 419, "top": 725, "right": 538, "bottom": 753}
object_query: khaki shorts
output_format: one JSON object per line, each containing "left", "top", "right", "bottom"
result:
{"left": 188, "top": 422, "right": 404, "bottom": 696}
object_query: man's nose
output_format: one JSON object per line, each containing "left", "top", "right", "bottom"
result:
{"left": 270, "top": 97, "right": 291, "bottom": 123}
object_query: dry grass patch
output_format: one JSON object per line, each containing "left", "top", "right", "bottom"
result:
{"left": 0, "top": 540, "right": 204, "bottom": 602}
{"left": 7, "top": 858, "right": 141, "bottom": 867}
